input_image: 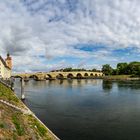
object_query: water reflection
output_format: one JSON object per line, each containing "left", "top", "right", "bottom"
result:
{"left": 102, "top": 80, "right": 140, "bottom": 92}
{"left": 102, "top": 80, "right": 113, "bottom": 92}
{"left": 14, "top": 79, "right": 140, "bottom": 140}
{"left": 117, "top": 80, "right": 140, "bottom": 90}
{"left": 59, "top": 80, "right": 63, "bottom": 85}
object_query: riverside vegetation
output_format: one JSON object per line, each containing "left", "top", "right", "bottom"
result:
{"left": 102, "top": 62, "right": 140, "bottom": 80}
{"left": 0, "top": 82, "right": 57, "bottom": 140}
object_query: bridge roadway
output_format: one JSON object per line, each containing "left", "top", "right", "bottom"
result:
{"left": 12, "top": 71, "right": 103, "bottom": 81}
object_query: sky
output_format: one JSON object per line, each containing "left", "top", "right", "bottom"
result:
{"left": 0, "top": 0, "right": 140, "bottom": 72}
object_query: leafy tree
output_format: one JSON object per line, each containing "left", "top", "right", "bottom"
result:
{"left": 102, "top": 64, "right": 113, "bottom": 75}
{"left": 128, "top": 62, "right": 140, "bottom": 76}
{"left": 92, "top": 68, "right": 97, "bottom": 72}
{"left": 63, "top": 67, "right": 73, "bottom": 72}
{"left": 117, "top": 63, "right": 128, "bottom": 74}
{"left": 112, "top": 69, "right": 117, "bottom": 75}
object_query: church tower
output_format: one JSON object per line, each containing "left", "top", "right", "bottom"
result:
{"left": 5, "top": 53, "right": 12, "bottom": 69}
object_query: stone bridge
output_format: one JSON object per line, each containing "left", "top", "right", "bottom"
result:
{"left": 12, "top": 71, "right": 103, "bottom": 81}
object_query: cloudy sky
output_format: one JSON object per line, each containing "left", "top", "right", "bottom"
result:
{"left": 0, "top": 0, "right": 140, "bottom": 72}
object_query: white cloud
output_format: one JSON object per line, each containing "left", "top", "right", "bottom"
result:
{"left": 0, "top": 0, "right": 140, "bottom": 72}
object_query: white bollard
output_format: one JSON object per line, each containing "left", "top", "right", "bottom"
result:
{"left": 21, "top": 78, "right": 25, "bottom": 100}
{"left": 21, "top": 94, "right": 25, "bottom": 100}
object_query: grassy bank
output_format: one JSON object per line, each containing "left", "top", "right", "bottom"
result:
{"left": 0, "top": 82, "right": 58, "bottom": 140}
{"left": 0, "top": 83, "right": 25, "bottom": 108}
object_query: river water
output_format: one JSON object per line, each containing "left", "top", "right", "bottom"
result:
{"left": 14, "top": 79, "right": 140, "bottom": 140}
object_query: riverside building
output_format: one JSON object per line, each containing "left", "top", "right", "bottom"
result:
{"left": 0, "top": 53, "right": 12, "bottom": 79}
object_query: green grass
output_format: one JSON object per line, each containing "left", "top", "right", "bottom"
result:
{"left": 0, "top": 123, "right": 4, "bottom": 128}
{"left": 12, "top": 114, "right": 25, "bottom": 136}
{"left": 12, "top": 133, "right": 17, "bottom": 140}
{"left": 103, "top": 75, "right": 131, "bottom": 80}
{"left": 0, "top": 83, "right": 24, "bottom": 107}
{"left": 28, "top": 115, "right": 47, "bottom": 137}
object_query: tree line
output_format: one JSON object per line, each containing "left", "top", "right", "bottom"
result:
{"left": 102, "top": 62, "right": 140, "bottom": 76}
{"left": 51, "top": 67, "right": 101, "bottom": 72}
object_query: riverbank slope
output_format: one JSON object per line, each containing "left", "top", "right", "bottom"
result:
{"left": 0, "top": 82, "right": 59, "bottom": 140}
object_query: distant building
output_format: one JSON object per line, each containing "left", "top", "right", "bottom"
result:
{"left": 0, "top": 53, "right": 12, "bottom": 79}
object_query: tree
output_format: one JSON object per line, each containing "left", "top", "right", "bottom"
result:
{"left": 112, "top": 69, "right": 117, "bottom": 75}
{"left": 102, "top": 64, "right": 113, "bottom": 75}
{"left": 63, "top": 67, "right": 72, "bottom": 72}
{"left": 92, "top": 68, "right": 97, "bottom": 72}
{"left": 117, "top": 63, "right": 128, "bottom": 75}
{"left": 128, "top": 62, "right": 140, "bottom": 76}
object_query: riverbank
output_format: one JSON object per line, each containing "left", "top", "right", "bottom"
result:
{"left": 103, "top": 75, "right": 140, "bottom": 81}
{"left": 0, "top": 82, "right": 59, "bottom": 140}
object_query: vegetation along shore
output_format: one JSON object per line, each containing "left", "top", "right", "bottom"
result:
{"left": 102, "top": 61, "right": 140, "bottom": 80}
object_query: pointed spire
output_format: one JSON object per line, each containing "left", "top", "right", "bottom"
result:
{"left": 7, "top": 52, "right": 10, "bottom": 57}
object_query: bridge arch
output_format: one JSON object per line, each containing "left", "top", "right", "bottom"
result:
{"left": 29, "top": 75, "right": 39, "bottom": 80}
{"left": 56, "top": 74, "right": 64, "bottom": 79}
{"left": 14, "top": 75, "right": 23, "bottom": 79}
{"left": 95, "top": 74, "right": 98, "bottom": 77}
{"left": 84, "top": 73, "right": 89, "bottom": 77}
{"left": 67, "top": 73, "right": 74, "bottom": 79}
{"left": 46, "top": 74, "right": 53, "bottom": 79}
{"left": 90, "top": 73, "right": 93, "bottom": 77}
{"left": 76, "top": 73, "right": 82, "bottom": 79}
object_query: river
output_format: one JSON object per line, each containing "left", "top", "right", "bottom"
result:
{"left": 14, "top": 79, "right": 140, "bottom": 140}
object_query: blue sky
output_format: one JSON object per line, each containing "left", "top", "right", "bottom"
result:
{"left": 0, "top": 0, "right": 140, "bottom": 72}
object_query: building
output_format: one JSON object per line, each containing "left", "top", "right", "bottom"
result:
{"left": 0, "top": 53, "right": 12, "bottom": 79}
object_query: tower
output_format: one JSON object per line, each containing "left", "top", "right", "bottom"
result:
{"left": 5, "top": 53, "right": 12, "bottom": 69}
